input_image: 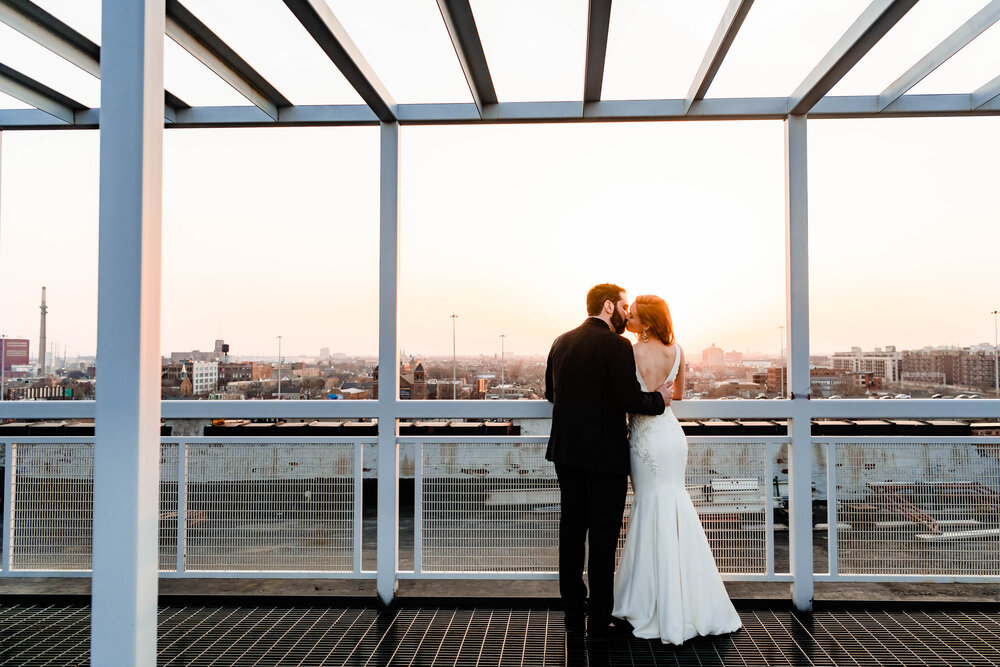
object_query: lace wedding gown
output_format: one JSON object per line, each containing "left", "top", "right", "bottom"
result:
{"left": 613, "top": 344, "right": 742, "bottom": 644}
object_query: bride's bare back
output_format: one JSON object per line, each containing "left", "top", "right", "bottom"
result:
{"left": 634, "top": 340, "right": 684, "bottom": 401}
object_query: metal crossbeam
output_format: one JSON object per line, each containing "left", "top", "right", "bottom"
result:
{"left": 973, "top": 73, "right": 1000, "bottom": 109}
{"left": 789, "top": 0, "right": 918, "bottom": 115}
{"left": 0, "top": 0, "right": 187, "bottom": 118}
{"left": 436, "top": 0, "right": 496, "bottom": 115}
{"left": 282, "top": 0, "right": 395, "bottom": 122}
{"left": 0, "top": 0, "right": 99, "bottom": 76}
{"left": 0, "top": 62, "right": 84, "bottom": 122}
{"left": 684, "top": 0, "right": 755, "bottom": 114}
{"left": 4, "top": 94, "right": 1000, "bottom": 131}
{"left": 165, "top": 0, "right": 289, "bottom": 120}
{"left": 878, "top": 0, "right": 1000, "bottom": 112}
{"left": 583, "top": 0, "right": 612, "bottom": 103}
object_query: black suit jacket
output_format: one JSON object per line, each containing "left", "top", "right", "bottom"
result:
{"left": 545, "top": 318, "right": 666, "bottom": 475}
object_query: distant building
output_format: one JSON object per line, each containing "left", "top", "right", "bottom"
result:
{"left": 341, "top": 387, "right": 371, "bottom": 400}
{"left": 810, "top": 367, "right": 850, "bottom": 397}
{"left": 319, "top": 347, "right": 330, "bottom": 359}
{"left": 702, "top": 344, "right": 724, "bottom": 366}
{"left": 170, "top": 350, "right": 215, "bottom": 363}
{"left": 959, "top": 347, "right": 997, "bottom": 390}
{"left": 0, "top": 338, "right": 30, "bottom": 371}
{"left": 373, "top": 360, "right": 428, "bottom": 400}
{"left": 752, "top": 371, "right": 769, "bottom": 391}
{"left": 250, "top": 362, "right": 272, "bottom": 381}
{"left": 901, "top": 345, "right": 997, "bottom": 389}
{"left": 767, "top": 365, "right": 786, "bottom": 394}
{"left": 190, "top": 361, "right": 219, "bottom": 396}
{"left": 832, "top": 346, "right": 901, "bottom": 383}
{"left": 724, "top": 350, "right": 743, "bottom": 365}
{"left": 901, "top": 348, "right": 959, "bottom": 384}
{"left": 219, "top": 363, "right": 253, "bottom": 387}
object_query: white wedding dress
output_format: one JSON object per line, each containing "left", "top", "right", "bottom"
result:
{"left": 613, "top": 344, "right": 742, "bottom": 644}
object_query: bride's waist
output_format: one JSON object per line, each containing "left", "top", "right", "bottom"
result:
{"left": 630, "top": 409, "right": 676, "bottom": 422}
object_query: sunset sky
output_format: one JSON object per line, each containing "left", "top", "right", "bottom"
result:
{"left": 0, "top": 1, "right": 998, "bottom": 360}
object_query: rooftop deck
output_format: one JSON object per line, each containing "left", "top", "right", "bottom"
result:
{"left": 4, "top": 596, "right": 1000, "bottom": 666}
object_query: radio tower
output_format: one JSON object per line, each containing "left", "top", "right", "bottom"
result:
{"left": 39, "top": 286, "right": 47, "bottom": 376}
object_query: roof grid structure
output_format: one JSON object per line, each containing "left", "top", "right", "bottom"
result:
{"left": 1, "top": 0, "right": 999, "bottom": 128}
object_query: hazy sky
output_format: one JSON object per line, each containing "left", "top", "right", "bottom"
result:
{"left": 0, "top": 1, "right": 998, "bottom": 360}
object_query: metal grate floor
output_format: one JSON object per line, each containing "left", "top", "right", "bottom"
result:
{"left": 3, "top": 600, "right": 1000, "bottom": 666}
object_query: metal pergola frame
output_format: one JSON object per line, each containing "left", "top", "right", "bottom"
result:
{"left": 2, "top": 0, "right": 1000, "bottom": 129}
{"left": 1, "top": 0, "right": 999, "bottom": 663}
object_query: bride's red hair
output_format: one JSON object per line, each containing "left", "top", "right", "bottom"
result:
{"left": 634, "top": 295, "right": 675, "bottom": 346}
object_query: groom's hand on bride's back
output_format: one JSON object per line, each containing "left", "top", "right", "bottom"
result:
{"left": 655, "top": 381, "right": 673, "bottom": 406}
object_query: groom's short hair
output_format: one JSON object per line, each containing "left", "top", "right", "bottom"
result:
{"left": 586, "top": 283, "right": 625, "bottom": 316}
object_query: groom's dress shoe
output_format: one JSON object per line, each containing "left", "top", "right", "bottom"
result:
{"left": 564, "top": 613, "right": 585, "bottom": 635}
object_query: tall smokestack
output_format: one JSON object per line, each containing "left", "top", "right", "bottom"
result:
{"left": 39, "top": 286, "right": 47, "bottom": 376}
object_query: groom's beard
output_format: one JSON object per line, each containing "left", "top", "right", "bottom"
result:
{"left": 610, "top": 310, "right": 627, "bottom": 334}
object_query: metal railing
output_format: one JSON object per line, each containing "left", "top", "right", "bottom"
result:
{"left": 3, "top": 399, "right": 1000, "bottom": 602}
{"left": 1, "top": 437, "right": 374, "bottom": 579}
{"left": 816, "top": 436, "right": 1000, "bottom": 583}
{"left": 399, "top": 436, "right": 790, "bottom": 581}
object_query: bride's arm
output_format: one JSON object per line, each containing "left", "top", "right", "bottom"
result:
{"left": 673, "top": 346, "right": 685, "bottom": 401}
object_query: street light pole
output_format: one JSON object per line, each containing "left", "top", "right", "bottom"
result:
{"left": 778, "top": 325, "right": 785, "bottom": 398}
{"left": 1, "top": 334, "right": 6, "bottom": 401}
{"left": 450, "top": 315, "right": 457, "bottom": 399}
{"left": 499, "top": 334, "right": 506, "bottom": 400}
{"left": 992, "top": 310, "right": 999, "bottom": 397}
{"left": 277, "top": 335, "right": 282, "bottom": 400}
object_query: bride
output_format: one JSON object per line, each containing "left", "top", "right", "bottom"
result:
{"left": 613, "top": 295, "right": 742, "bottom": 644}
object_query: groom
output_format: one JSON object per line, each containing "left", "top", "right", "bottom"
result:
{"left": 545, "top": 283, "right": 672, "bottom": 636}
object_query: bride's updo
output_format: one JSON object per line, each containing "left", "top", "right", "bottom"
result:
{"left": 633, "top": 295, "right": 675, "bottom": 345}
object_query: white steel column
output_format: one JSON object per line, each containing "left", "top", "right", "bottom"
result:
{"left": 784, "top": 114, "right": 813, "bottom": 612}
{"left": 376, "top": 121, "right": 400, "bottom": 606}
{"left": 92, "top": 0, "right": 165, "bottom": 664}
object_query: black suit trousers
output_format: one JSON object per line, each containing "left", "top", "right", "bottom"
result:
{"left": 554, "top": 462, "right": 628, "bottom": 622}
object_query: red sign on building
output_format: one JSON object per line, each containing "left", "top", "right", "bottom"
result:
{"left": 1, "top": 338, "right": 30, "bottom": 370}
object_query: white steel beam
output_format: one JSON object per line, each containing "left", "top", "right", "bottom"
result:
{"left": 91, "top": 0, "right": 164, "bottom": 663}
{"left": 972, "top": 73, "right": 1000, "bottom": 110}
{"left": 376, "top": 121, "right": 400, "bottom": 606}
{"left": 878, "top": 0, "right": 1000, "bottom": 112}
{"left": 583, "top": 0, "right": 612, "bottom": 103}
{"left": 0, "top": 0, "right": 101, "bottom": 76}
{"left": 436, "top": 0, "right": 497, "bottom": 116}
{"left": 784, "top": 114, "right": 813, "bottom": 612}
{"left": 684, "top": 0, "right": 755, "bottom": 114}
{"left": 0, "top": 63, "right": 83, "bottom": 123}
{"left": 282, "top": 0, "right": 396, "bottom": 122}
{"left": 7, "top": 94, "right": 1000, "bottom": 130}
{"left": 0, "top": 0, "right": 187, "bottom": 118}
{"left": 165, "top": 0, "right": 290, "bottom": 120}
{"left": 789, "top": 0, "right": 918, "bottom": 115}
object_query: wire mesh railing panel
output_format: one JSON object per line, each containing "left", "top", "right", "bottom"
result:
{"left": 10, "top": 442, "right": 93, "bottom": 571}
{"left": 832, "top": 440, "right": 1000, "bottom": 576}
{"left": 184, "top": 442, "right": 356, "bottom": 572}
{"left": 159, "top": 444, "right": 178, "bottom": 571}
{"left": 420, "top": 441, "right": 559, "bottom": 572}
{"left": 684, "top": 440, "right": 772, "bottom": 574}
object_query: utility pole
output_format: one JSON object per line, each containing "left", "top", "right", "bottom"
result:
{"left": 778, "top": 325, "right": 785, "bottom": 398}
{"left": 499, "top": 334, "right": 506, "bottom": 399}
{"left": 1, "top": 334, "right": 6, "bottom": 401}
{"left": 450, "top": 315, "right": 458, "bottom": 399}
{"left": 992, "top": 310, "right": 999, "bottom": 397}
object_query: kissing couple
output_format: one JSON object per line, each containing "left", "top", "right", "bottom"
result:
{"left": 544, "top": 283, "right": 742, "bottom": 644}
